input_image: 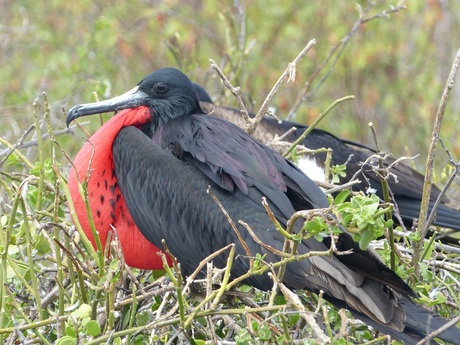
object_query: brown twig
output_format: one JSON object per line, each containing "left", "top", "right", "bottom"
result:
{"left": 207, "top": 185, "right": 253, "bottom": 265}
{"left": 283, "top": 95, "right": 354, "bottom": 158}
{"left": 276, "top": 278, "right": 330, "bottom": 344}
{"left": 209, "top": 59, "right": 251, "bottom": 123}
{"left": 252, "top": 39, "right": 316, "bottom": 135}
{"left": 0, "top": 125, "right": 35, "bottom": 167}
{"left": 413, "top": 45, "right": 460, "bottom": 275}
{"left": 416, "top": 313, "right": 460, "bottom": 345}
{"left": 211, "top": 40, "right": 316, "bottom": 135}
{"left": 424, "top": 135, "right": 460, "bottom": 235}
{"left": 286, "top": 3, "right": 406, "bottom": 120}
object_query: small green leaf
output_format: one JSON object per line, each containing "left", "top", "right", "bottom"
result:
{"left": 334, "top": 190, "right": 350, "bottom": 205}
{"left": 136, "top": 310, "right": 151, "bottom": 326}
{"left": 408, "top": 232, "right": 421, "bottom": 242}
{"left": 56, "top": 336, "right": 77, "bottom": 345}
{"left": 71, "top": 303, "right": 92, "bottom": 320}
{"left": 235, "top": 328, "right": 252, "bottom": 344}
{"left": 85, "top": 320, "right": 101, "bottom": 336}
{"left": 113, "top": 337, "right": 123, "bottom": 345}
{"left": 65, "top": 324, "right": 76, "bottom": 338}
{"left": 303, "top": 217, "right": 327, "bottom": 235}
{"left": 239, "top": 284, "right": 254, "bottom": 293}
{"left": 274, "top": 294, "right": 286, "bottom": 305}
{"left": 257, "top": 323, "right": 271, "bottom": 340}
{"left": 384, "top": 219, "right": 394, "bottom": 228}
{"left": 357, "top": 229, "right": 374, "bottom": 250}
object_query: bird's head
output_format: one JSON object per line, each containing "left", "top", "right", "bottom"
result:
{"left": 66, "top": 68, "right": 202, "bottom": 128}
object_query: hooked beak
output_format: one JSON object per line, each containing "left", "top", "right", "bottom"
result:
{"left": 66, "top": 86, "right": 149, "bottom": 127}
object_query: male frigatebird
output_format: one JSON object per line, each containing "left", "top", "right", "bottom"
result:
{"left": 66, "top": 68, "right": 459, "bottom": 344}
{"left": 193, "top": 85, "right": 460, "bottom": 236}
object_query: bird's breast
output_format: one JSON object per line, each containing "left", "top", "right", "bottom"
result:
{"left": 68, "top": 108, "right": 171, "bottom": 269}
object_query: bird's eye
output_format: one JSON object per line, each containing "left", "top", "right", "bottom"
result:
{"left": 155, "top": 82, "right": 168, "bottom": 93}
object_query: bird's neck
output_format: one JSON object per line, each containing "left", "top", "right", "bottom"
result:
{"left": 149, "top": 100, "right": 203, "bottom": 131}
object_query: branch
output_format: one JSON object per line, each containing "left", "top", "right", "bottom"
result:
{"left": 283, "top": 95, "right": 354, "bottom": 158}
{"left": 413, "top": 45, "right": 460, "bottom": 274}
{"left": 286, "top": 3, "right": 406, "bottom": 120}
{"left": 252, "top": 39, "right": 316, "bottom": 135}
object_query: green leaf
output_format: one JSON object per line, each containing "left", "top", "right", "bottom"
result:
{"left": 257, "top": 323, "right": 271, "bottom": 340}
{"left": 113, "top": 338, "right": 123, "bottom": 345}
{"left": 408, "top": 232, "right": 421, "bottom": 242}
{"left": 65, "top": 324, "right": 76, "bottom": 338}
{"left": 334, "top": 190, "right": 350, "bottom": 205}
{"left": 384, "top": 219, "right": 394, "bottom": 228}
{"left": 330, "top": 164, "right": 347, "bottom": 184}
{"left": 314, "top": 234, "right": 324, "bottom": 242}
{"left": 56, "top": 336, "right": 77, "bottom": 345}
{"left": 303, "top": 216, "right": 328, "bottom": 235}
{"left": 71, "top": 303, "right": 92, "bottom": 320}
{"left": 85, "top": 320, "right": 101, "bottom": 336}
{"left": 358, "top": 229, "right": 374, "bottom": 250}
{"left": 136, "top": 310, "right": 151, "bottom": 326}
{"left": 235, "top": 328, "right": 252, "bottom": 344}
{"left": 239, "top": 284, "right": 254, "bottom": 293}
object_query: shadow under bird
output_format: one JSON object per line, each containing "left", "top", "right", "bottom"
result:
{"left": 66, "top": 67, "right": 459, "bottom": 344}
{"left": 193, "top": 84, "right": 460, "bottom": 239}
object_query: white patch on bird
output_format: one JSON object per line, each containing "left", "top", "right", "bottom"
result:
{"left": 268, "top": 106, "right": 277, "bottom": 116}
{"left": 297, "top": 156, "right": 326, "bottom": 183}
{"left": 366, "top": 187, "right": 377, "bottom": 194}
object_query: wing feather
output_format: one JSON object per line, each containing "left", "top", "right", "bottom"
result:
{"left": 112, "top": 125, "right": 416, "bottom": 332}
{"left": 153, "top": 115, "right": 328, "bottom": 219}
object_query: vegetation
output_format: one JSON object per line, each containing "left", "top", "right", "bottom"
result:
{"left": 0, "top": 1, "right": 459, "bottom": 344}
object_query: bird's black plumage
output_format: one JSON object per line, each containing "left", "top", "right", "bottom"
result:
{"left": 113, "top": 125, "right": 414, "bottom": 328}
{"left": 151, "top": 114, "right": 327, "bottom": 217}
{"left": 67, "top": 68, "right": 460, "bottom": 344}
{"left": 197, "top": 98, "right": 460, "bottom": 238}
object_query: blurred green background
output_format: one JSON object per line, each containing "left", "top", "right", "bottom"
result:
{"left": 1, "top": 0, "right": 460, "bottom": 175}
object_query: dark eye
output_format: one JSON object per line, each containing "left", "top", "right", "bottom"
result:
{"left": 155, "top": 82, "right": 168, "bottom": 93}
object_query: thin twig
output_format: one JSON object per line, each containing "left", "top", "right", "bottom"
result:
{"left": 283, "top": 95, "right": 355, "bottom": 158}
{"left": 368, "top": 122, "right": 395, "bottom": 270}
{"left": 207, "top": 185, "right": 253, "bottom": 265}
{"left": 239, "top": 220, "right": 289, "bottom": 257}
{"left": 276, "top": 279, "right": 330, "bottom": 344}
{"left": 209, "top": 59, "right": 251, "bottom": 123}
{"left": 212, "top": 40, "right": 316, "bottom": 135}
{"left": 183, "top": 244, "right": 234, "bottom": 292}
{"left": 424, "top": 134, "right": 460, "bottom": 237}
{"left": 425, "top": 169, "right": 458, "bottom": 238}
{"left": 317, "top": 179, "right": 362, "bottom": 194}
{"left": 252, "top": 39, "right": 316, "bottom": 135}
{"left": 287, "top": 3, "right": 406, "bottom": 120}
{"left": 416, "top": 313, "right": 460, "bottom": 345}
{"left": 0, "top": 125, "right": 35, "bottom": 166}
{"left": 413, "top": 45, "right": 460, "bottom": 275}
{"left": 361, "top": 3, "right": 407, "bottom": 23}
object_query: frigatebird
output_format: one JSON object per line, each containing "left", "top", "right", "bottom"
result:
{"left": 194, "top": 85, "right": 460, "bottom": 236}
{"left": 66, "top": 68, "right": 459, "bottom": 344}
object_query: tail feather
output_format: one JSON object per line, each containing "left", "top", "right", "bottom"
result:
{"left": 395, "top": 199, "right": 460, "bottom": 245}
{"left": 401, "top": 297, "right": 460, "bottom": 345}
{"left": 341, "top": 296, "right": 460, "bottom": 345}
{"left": 396, "top": 199, "right": 460, "bottom": 229}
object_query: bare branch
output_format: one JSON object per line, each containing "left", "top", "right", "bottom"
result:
{"left": 413, "top": 45, "right": 460, "bottom": 274}
{"left": 252, "top": 39, "right": 316, "bottom": 135}
{"left": 209, "top": 59, "right": 251, "bottom": 123}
